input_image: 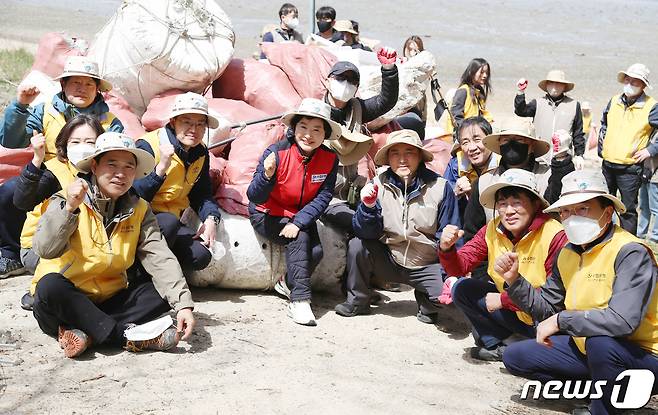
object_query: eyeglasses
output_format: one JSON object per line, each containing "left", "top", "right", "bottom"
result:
{"left": 557, "top": 206, "right": 591, "bottom": 219}
{"left": 495, "top": 200, "right": 524, "bottom": 214}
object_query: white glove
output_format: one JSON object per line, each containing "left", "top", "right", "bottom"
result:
{"left": 573, "top": 155, "right": 585, "bottom": 170}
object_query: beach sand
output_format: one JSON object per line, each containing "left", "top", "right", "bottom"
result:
{"left": 0, "top": 1, "right": 657, "bottom": 413}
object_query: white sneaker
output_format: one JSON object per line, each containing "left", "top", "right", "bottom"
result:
{"left": 274, "top": 276, "right": 291, "bottom": 300}
{"left": 287, "top": 300, "right": 317, "bottom": 326}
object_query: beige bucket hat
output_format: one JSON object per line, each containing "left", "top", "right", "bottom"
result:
{"left": 538, "top": 69, "right": 574, "bottom": 92}
{"left": 169, "top": 92, "right": 220, "bottom": 129}
{"left": 543, "top": 169, "right": 626, "bottom": 214}
{"left": 325, "top": 128, "right": 374, "bottom": 166}
{"left": 333, "top": 20, "right": 358, "bottom": 35}
{"left": 483, "top": 118, "right": 550, "bottom": 157}
{"left": 617, "top": 63, "right": 651, "bottom": 88}
{"left": 76, "top": 132, "right": 156, "bottom": 178}
{"left": 281, "top": 98, "right": 342, "bottom": 141}
{"left": 374, "top": 129, "right": 433, "bottom": 166}
{"left": 480, "top": 168, "right": 548, "bottom": 210}
{"left": 53, "top": 56, "right": 112, "bottom": 92}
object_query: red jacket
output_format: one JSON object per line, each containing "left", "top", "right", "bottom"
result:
{"left": 439, "top": 213, "right": 568, "bottom": 311}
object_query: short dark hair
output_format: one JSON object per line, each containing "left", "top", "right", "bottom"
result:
{"left": 279, "top": 3, "right": 298, "bottom": 18}
{"left": 459, "top": 58, "right": 492, "bottom": 98}
{"left": 457, "top": 116, "right": 492, "bottom": 142}
{"left": 290, "top": 115, "right": 333, "bottom": 140}
{"left": 61, "top": 77, "right": 101, "bottom": 89}
{"left": 595, "top": 196, "right": 615, "bottom": 210}
{"left": 316, "top": 6, "right": 336, "bottom": 20}
{"left": 55, "top": 114, "right": 105, "bottom": 163}
{"left": 495, "top": 186, "right": 540, "bottom": 205}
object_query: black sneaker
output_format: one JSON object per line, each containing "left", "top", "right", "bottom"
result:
{"left": 334, "top": 302, "right": 371, "bottom": 317}
{"left": 416, "top": 311, "right": 439, "bottom": 324}
{"left": 20, "top": 292, "right": 34, "bottom": 311}
{"left": 470, "top": 345, "right": 506, "bottom": 362}
{"left": 0, "top": 257, "right": 25, "bottom": 279}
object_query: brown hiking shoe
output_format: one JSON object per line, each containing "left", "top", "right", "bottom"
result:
{"left": 124, "top": 327, "right": 179, "bottom": 352}
{"left": 58, "top": 326, "right": 91, "bottom": 358}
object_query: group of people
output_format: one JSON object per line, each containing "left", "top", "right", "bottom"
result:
{"left": 0, "top": 7, "right": 656, "bottom": 414}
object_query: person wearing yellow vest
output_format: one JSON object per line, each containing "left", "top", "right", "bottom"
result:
{"left": 501, "top": 170, "right": 658, "bottom": 415}
{"left": 443, "top": 116, "right": 501, "bottom": 221}
{"left": 598, "top": 63, "right": 658, "bottom": 235}
{"left": 514, "top": 70, "right": 587, "bottom": 204}
{"left": 439, "top": 169, "right": 567, "bottom": 361}
{"left": 442, "top": 58, "right": 494, "bottom": 136}
{"left": 134, "top": 92, "right": 221, "bottom": 272}
{"left": 31, "top": 132, "right": 195, "bottom": 359}
{"left": 0, "top": 56, "right": 122, "bottom": 279}
{"left": 581, "top": 101, "right": 593, "bottom": 137}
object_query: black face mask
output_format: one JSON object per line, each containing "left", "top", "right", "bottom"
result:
{"left": 317, "top": 20, "right": 332, "bottom": 33}
{"left": 500, "top": 141, "right": 530, "bottom": 166}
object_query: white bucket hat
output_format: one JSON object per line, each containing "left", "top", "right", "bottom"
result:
{"left": 281, "top": 98, "right": 342, "bottom": 141}
{"left": 544, "top": 169, "right": 626, "bottom": 214}
{"left": 617, "top": 63, "right": 651, "bottom": 89}
{"left": 480, "top": 168, "right": 548, "bottom": 210}
{"left": 538, "top": 69, "right": 574, "bottom": 92}
{"left": 374, "top": 129, "right": 433, "bottom": 166}
{"left": 483, "top": 118, "right": 551, "bottom": 157}
{"left": 53, "top": 56, "right": 112, "bottom": 92}
{"left": 76, "top": 132, "right": 156, "bottom": 178}
{"left": 333, "top": 20, "right": 358, "bottom": 35}
{"left": 169, "top": 92, "right": 219, "bottom": 129}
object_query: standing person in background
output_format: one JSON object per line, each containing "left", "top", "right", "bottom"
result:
{"left": 599, "top": 63, "right": 658, "bottom": 235}
{"left": 581, "top": 101, "right": 593, "bottom": 137}
{"left": 315, "top": 6, "right": 340, "bottom": 42}
{"left": 396, "top": 35, "right": 428, "bottom": 140}
{"left": 260, "top": 3, "right": 303, "bottom": 59}
{"left": 638, "top": 129, "right": 658, "bottom": 247}
{"left": 442, "top": 58, "right": 493, "bottom": 137}
{"left": 0, "top": 56, "right": 122, "bottom": 278}
{"left": 514, "top": 70, "right": 586, "bottom": 204}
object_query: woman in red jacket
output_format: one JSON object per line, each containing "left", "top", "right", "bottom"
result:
{"left": 247, "top": 98, "right": 341, "bottom": 326}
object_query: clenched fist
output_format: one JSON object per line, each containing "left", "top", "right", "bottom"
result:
{"left": 454, "top": 176, "right": 472, "bottom": 197}
{"left": 439, "top": 224, "right": 463, "bottom": 251}
{"left": 17, "top": 83, "right": 40, "bottom": 106}
{"left": 263, "top": 152, "right": 277, "bottom": 179}
{"left": 516, "top": 78, "right": 528, "bottom": 92}
{"left": 66, "top": 179, "right": 89, "bottom": 213}
{"left": 377, "top": 47, "right": 397, "bottom": 66}
{"left": 360, "top": 183, "right": 379, "bottom": 208}
{"left": 155, "top": 143, "right": 175, "bottom": 177}
{"left": 494, "top": 252, "right": 520, "bottom": 285}
{"left": 30, "top": 131, "right": 46, "bottom": 168}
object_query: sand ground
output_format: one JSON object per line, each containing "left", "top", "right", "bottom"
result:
{"left": 0, "top": 1, "right": 657, "bottom": 414}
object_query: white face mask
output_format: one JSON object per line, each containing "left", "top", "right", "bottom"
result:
{"left": 562, "top": 213, "right": 604, "bottom": 245}
{"left": 623, "top": 82, "right": 643, "bottom": 98}
{"left": 67, "top": 143, "right": 96, "bottom": 166}
{"left": 285, "top": 17, "right": 299, "bottom": 30}
{"left": 329, "top": 79, "right": 357, "bottom": 102}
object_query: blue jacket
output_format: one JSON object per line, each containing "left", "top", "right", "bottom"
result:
{"left": 0, "top": 93, "right": 124, "bottom": 148}
{"left": 133, "top": 125, "right": 221, "bottom": 222}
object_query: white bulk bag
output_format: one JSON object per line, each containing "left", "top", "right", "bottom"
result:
{"left": 89, "top": 0, "right": 235, "bottom": 116}
{"left": 182, "top": 209, "right": 345, "bottom": 294}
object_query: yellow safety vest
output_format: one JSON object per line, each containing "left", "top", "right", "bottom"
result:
{"left": 582, "top": 113, "right": 592, "bottom": 136}
{"left": 31, "top": 193, "right": 148, "bottom": 303}
{"left": 20, "top": 159, "right": 79, "bottom": 249}
{"left": 141, "top": 129, "right": 206, "bottom": 219}
{"left": 456, "top": 151, "right": 500, "bottom": 184}
{"left": 443, "top": 84, "right": 494, "bottom": 135}
{"left": 559, "top": 225, "right": 658, "bottom": 355}
{"left": 486, "top": 217, "right": 564, "bottom": 325}
{"left": 601, "top": 94, "right": 657, "bottom": 165}
{"left": 42, "top": 101, "right": 116, "bottom": 161}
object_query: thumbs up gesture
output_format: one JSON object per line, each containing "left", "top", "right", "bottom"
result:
{"left": 494, "top": 252, "right": 520, "bottom": 284}
{"left": 439, "top": 224, "right": 464, "bottom": 251}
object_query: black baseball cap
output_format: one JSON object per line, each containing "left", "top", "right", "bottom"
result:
{"left": 328, "top": 61, "right": 360, "bottom": 84}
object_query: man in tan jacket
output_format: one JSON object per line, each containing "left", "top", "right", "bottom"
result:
{"left": 31, "top": 132, "right": 195, "bottom": 358}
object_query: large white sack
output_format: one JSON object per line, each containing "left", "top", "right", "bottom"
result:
{"left": 182, "top": 209, "right": 345, "bottom": 294}
{"left": 89, "top": 0, "right": 235, "bottom": 116}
